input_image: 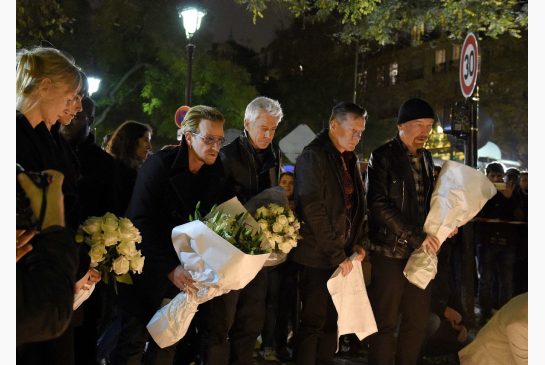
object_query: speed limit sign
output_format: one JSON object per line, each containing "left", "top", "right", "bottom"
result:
{"left": 459, "top": 32, "right": 479, "bottom": 98}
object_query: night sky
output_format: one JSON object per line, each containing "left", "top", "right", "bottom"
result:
{"left": 180, "top": 0, "right": 293, "bottom": 51}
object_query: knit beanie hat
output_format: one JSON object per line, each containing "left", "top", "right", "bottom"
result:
{"left": 397, "top": 98, "right": 435, "bottom": 124}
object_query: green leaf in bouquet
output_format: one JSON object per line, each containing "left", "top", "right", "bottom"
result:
{"left": 115, "top": 273, "right": 134, "bottom": 285}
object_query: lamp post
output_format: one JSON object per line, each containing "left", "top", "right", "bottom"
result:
{"left": 178, "top": 6, "right": 206, "bottom": 106}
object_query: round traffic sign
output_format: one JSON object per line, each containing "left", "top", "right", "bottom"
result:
{"left": 459, "top": 32, "right": 479, "bottom": 98}
{"left": 174, "top": 105, "right": 191, "bottom": 128}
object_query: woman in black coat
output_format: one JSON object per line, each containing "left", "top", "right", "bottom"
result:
{"left": 105, "top": 120, "right": 153, "bottom": 215}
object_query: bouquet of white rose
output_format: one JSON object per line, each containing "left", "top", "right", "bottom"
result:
{"left": 147, "top": 197, "right": 270, "bottom": 348}
{"left": 75, "top": 212, "right": 145, "bottom": 291}
{"left": 403, "top": 161, "right": 496, "bottom": 289}
{"left": 255, "top": 203, "right": 301, "bottom": 254}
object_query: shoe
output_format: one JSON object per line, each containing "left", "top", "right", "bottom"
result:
{"left": 261, "top": 347, "right": 279, "bottom": 361}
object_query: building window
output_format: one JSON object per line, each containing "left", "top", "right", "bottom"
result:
{"left": 389, "top": 62, "right": 398, "bottom": 85}
{"left": 452, "top": 44, "right": 461, "bottom": 60}
{"left": 376, "top": 65, "right": 386, "bottom": 87}
{"left": 411, "top": 24, "right": 424, "bottom": 46}
{"left": 435, "top": 49, "right": 446, "bottom": 72}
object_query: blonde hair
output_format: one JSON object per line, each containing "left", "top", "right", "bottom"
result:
{"left": 181, "top": 105, "right": 225, "bottom": 135}
{"left": 16, "top": 47, "right": 81, "bottom": 106}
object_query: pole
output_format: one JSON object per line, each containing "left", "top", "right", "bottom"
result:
{"left": 185, "top": 43, "right": 195, "bottom": 106}
{"left": 352, "top": 41, "right": 359, "bottom": 103}
{"left": 470, "top": 86, "right": 480, "bottom": 168}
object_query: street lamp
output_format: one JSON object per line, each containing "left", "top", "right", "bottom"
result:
{"left": 178, "top": 5, "right": 206, "bottom": 106}
{"left": 87, "top": 77, "right": 101, "bottom": 96}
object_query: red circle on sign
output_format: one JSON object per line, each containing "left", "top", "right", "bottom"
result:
{"left": 459, "top": 32, "right": 479, "bottom": 98}
{"left": 174, "top": 105, "right": 191, "bottom": 128}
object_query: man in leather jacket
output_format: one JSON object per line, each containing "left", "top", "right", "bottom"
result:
{"left": 217, "top": 96, "right": 283, "bottom": 365}
{"left": 290, "top": 101, "right": 367, "bottom": 365}
{"left": 366, "top": 98, "right": 441, "bottom": 365}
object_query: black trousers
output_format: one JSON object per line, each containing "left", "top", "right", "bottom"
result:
{"left": 229, "top": 268, "right": 269, "bottom": 365}
{"left": 368, "top": 254, "right": 432, "bottom": 365}
{"left": 295, "top": 264, "right": 337, "bottom": 365}
{"left": 195, "top": 268, "right": 269, "bottom": 365}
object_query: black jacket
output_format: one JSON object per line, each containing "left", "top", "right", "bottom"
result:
{"left": 17, "top": 226, "right": 78, "bottom": 346}
{"left": 219, "top": 131, "right": 280, "bottom": 204}
{"left": 366, "top": 135, "right": 434, "bottom": 259}
{"left": 123, "top": 138, "right": 233, "bottom": 319}
{"left": 289, "top": 128, "right": 367, "bottom": 269}
{"left": 69, "top": 132, "right": 119, "bottom": 219}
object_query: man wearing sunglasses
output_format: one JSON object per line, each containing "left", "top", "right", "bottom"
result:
{"left": 111, "top": 105, "right": 233, "bottom": 365}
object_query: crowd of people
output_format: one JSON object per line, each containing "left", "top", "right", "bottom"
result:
{"left": 16, "top": 45, "right": 528, "bottom": 365}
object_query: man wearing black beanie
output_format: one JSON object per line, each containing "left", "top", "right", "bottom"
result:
{"left": 366, "top": 98, "right": 447, "bottom": 365}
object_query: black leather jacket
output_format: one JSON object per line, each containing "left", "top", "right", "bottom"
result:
{"left": 219, "top": 131, "right": 280, "bottom": 204}
{"left": 290, "top": 129, "right": 367, "bottom": 269}
{"left": 366, "top": 135, "right": 434, "bottom": 259}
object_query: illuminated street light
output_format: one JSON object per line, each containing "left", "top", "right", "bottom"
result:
{"left": 87, "top": 77, "right": 101, "bottom": 96}
{"left": 178, "top": 5, "right": 206, "bottom": 106}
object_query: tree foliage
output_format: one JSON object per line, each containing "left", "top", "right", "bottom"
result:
{"left": 237, "top": 0, "right": 528, "bottom": 45}
{"left": 16, "top": 0, "right": 75, "bottom": 48}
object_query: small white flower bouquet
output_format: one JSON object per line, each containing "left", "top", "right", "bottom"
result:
{"left": 146, "top": 197, "right": 270, "bottom": 348}
{"left": 403, "top": 161, "right": 496, "bottom": 289}
{"left": 75, "top": 212, "right": 145, "bottom": 290}
{"left": 245, "top": 186, "right": 301, "bottom": 266}
{"left": 255, "top": 203, "right": 301, "bottom": 254}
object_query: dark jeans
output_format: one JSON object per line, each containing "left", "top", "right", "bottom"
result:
{"left": 262, "top": 265, "right": 282, "bottom": 349}
{"left": 368, "top": 254, "right": 432, "bottom": 365}
{"left": 477, "top": 243, "right": 516, "bottom": 319}
{"left": 229, "top": 268, "right": 269, "bottom": 365}
{"left": 295, "top": 264, "right": 337, "bottom": 365}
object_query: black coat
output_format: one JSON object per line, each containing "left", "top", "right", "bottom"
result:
{"left": 16, "top": 227, "right": 78, "bottom": 346}
{"left": 70, "top": 133, "right": 119, "bottom": 219}
{"left": 289, "top": 128, "right": 367, "bottom": 269}
{"left": 219, "top": 132, "right": 280, "bottom": 204}
{"left": 123, "top": 139, "right": 233, "bottom": 320}
{"left": 366, "top": 135, "right": 435, "bottom": 258}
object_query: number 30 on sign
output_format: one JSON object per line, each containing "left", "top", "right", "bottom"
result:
{"left": 459, "top": 32, "right": 479, "bottom": 98}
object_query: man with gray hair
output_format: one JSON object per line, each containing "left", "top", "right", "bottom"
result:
{"left": 207, "top": 96, "right": 283, "bottom": 365}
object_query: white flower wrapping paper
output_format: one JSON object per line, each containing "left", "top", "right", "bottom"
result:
{"left": 327, "top": 253, "right": 377, "bottom": 351}
{"left": 403, "top": 160, "right": 497, "bottom": 289}
{"left": 146, "top": 197, "right": 270, "bottom": 348}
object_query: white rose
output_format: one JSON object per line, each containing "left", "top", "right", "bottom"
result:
{"left": 117, "top": 240, "right": 137, "bottom": 257}
{"left": 287, "top": 226, "right": 295, "bottom": 236}
{"left": 129, "top": 253, "right": 145, "bottom": 274}
{"left": 118, "top": 217, "right": 134, "bottom": 230}
{"left": 287, "top": 211, "right": 295, "bottom": 223}
{"left": 278, "top": 241, "right": 293, "bottom": 253}
{"left": 112, "top": 256, "right": 130, "bottom": 275}
{"left": 82, "top": 217, "right": 102, "bottom": 234}
{"left": 258, "top": 219, "right": 268, "bottom": 231}
{"left": 272, "top": 205, "right": 284, "bottom": 215}
{"left": 294, "top": 221, "right": 301, "bottom": 230}
{"left": 91, "top": 232, "right": 104, "bottom": 246}
{"left": 272, "top": 222, "right": 283, "bottom": 233}
{"left": 103, "top": 229, "right": 119, "bottom": 247}
{"left": 89, "top": 244, "right": 107, "bottom": 265}
{"left": 256, "top": 207, "right": 269, "bottom": 218}
{"left": 271, "top": 234, "right": 282, "bottom": 244}
{"left": 276, "top": 215, "right": 288, "bottom": 227}
{"left": 101, "top": 212, "right": 119, "bottom": 232}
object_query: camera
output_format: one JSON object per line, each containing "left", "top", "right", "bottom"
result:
{"left": 442, "top": 101, "right": 473, "bottom": 139}
{"left": 16, "top": 164, "right": 51, "bottom": 230}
